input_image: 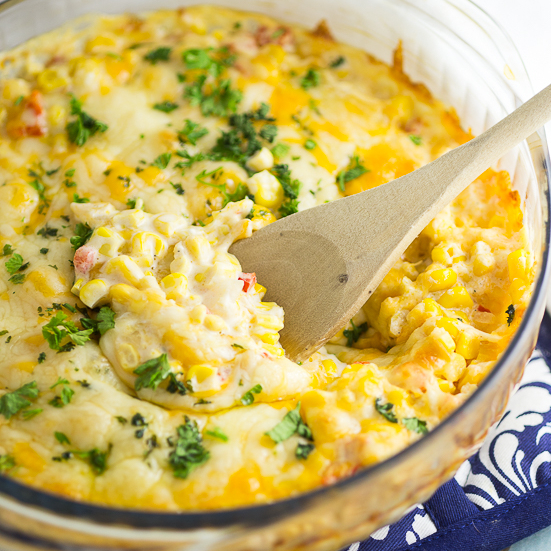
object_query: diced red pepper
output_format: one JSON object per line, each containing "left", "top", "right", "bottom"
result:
{"left": 238, "top": 272, "right": 257, "bottom": 293}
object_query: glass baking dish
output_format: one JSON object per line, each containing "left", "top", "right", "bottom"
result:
{"left": 0, "top": 0, "right": 549, "bottom": 550}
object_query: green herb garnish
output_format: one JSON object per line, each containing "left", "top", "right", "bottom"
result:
{"left": 168, "top": 416, "right": 210, "bottom": 479}
{"left": 343, "top": 319, "right": 368, "bottom": 347}
{"left": 205, "top": 427, "right": 229, "bottom": 442}
{"left": 151, "top": 153, "right": 172, "bottom": 170}
{"left": 70, "top": 222, "right": 93, "bottom": 251}
{"left": 300, "top": 68, "right": 321, "bottom": 90}
{"left": 42, "top": 311, "right": 93, "bottom": 352}
{"left": 506, "top": 304, "right": 515, "bottom": 326}
{"left": 402, "top": 417, "right": 428, "bottom": 434}
{"left": 178, "top": 119, "right": 209, "bottom": 145}
{"left": 337, "top": 155, "right": 369, "bottom": 193}
{"left": 153, "top": 101, "right": 179, "bottom": 113}
{"left": 0, "top": 382, "right": 39, "bottom": 419}
{"left": 240, "top": 384, "right": 262, "bottom": 406}
{"left": 144, "top": 46, "right": 172, "bottom": 64}
{"left": 66, "top": 95, "right": 108, "bottom": 146}
{"left": 375, "top": 398, "right": 398, "bottom": 423}
{"left": 54, "top": 431, "right": 70, "bottom": 445}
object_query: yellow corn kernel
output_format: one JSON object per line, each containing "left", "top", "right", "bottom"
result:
{"left": 186, "top": 234, "right": 211, "bottom": 262}
{"left": 473, "top": 255, "right": 494, "bottom": 276}
{"left": 116, "top": 343, "right": 140, "bottom": 370}
{"left": 453, "top": 255, "right": 467, "bottom": 264}
{"left": 254, "top": 283, "right": 267, "bottom": 295}
{"left": 109, "top": 283, "right": 143, "bottom": 304}
{"left": 438, "top": 286, "right": 474, "bottom": 308}
{"left": 71, "top": 278, "right": 84, "bottom": 294}
{"left": 48, "top": 104, "right": 66, "bottom": 126}
{"left": 96, "top": 226, "right": 114, "bottom": 238}
{"left": 161, "top": 273, "right": 187, "bottom": 290}
{"left": 262, "top": 343, "right": 284, "bottom": 357}
{"left": 37, "top": 69, "right": 67, "bottom": 92}
{"left": 341, "top": 363, "right": 365, "bottom": 375}
{"left": 426, "top": 268, "right": 457, "bottom": 291}
{"left": 85, "top": 35, "right": 116, "bottom": 53}
{"left": 423, "top": 298, "right": 444, "bottom": 316}
{"left": 321, "top": 359, "right": 337, "bottom": 375}
{"left": 438, "top": 378, "right": 455, "bottom": 393}
{"left": 456, "top": 333, "right": 480, "bottom": 360}
{"left": 387, "top": 388, "right": 407, "bottom": 406}
{"left": 247, "top": 170, "right": 284, "bottom": 208}
{"left": 153, "top": 214, "right": 178, "bottom": 237}
{"left": 254, "top": 314, "right": 284, "bottom": 331}
{"left": 105, "top": 255, "right": 144, "bottom": 286}
{"left": 195, "top": 273, "right": 205, "bottom": 283}
{"left": 431, "top": 245, "right": 453, "bottom": 265}
{"left": 259, "top": 301, "right": 278, "bottom": 310}
{"left": 510, "top": 278, "right": 527, "bottom": 303}
{"left": 257, "top": 332, "right": 279, "bottom": 345}
{"left": 79, "top": 279, "right": 108, "bottom": 308}
{"left": 186, "top": 365, "right": 216, "bottom": 384}
{"left": 436, "top": 317, "right": 459, "bottom": 338}
{"left": 190, "top": 305, "right": 207, "bottom": 324}
{"left": 508, "top": 249, "right": 529, "bottom": 281}
{"left": 112, "top": 209, "right": 147, "bottom": 228}
{"left": 452, "top": 310, "right": 469, "bottom": 323}
{"left": 301, "top": 390, "right": 325, "bottom": 408}
{"left": 204, "top": 314, "right": 226, "bottom": 332}
{"left": 432, "top": 327, "right": 457, "bottom": 355}
{"left": 132, "top": 231, "right": 166, "bottom": 256}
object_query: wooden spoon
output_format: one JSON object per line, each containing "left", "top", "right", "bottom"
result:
{"left": 230, "top": 83, "right": 551, "bottom": 362}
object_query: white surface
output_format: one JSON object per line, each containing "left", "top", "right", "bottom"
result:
{"left": 475, "top": 2, "right": 551, "bottom": 549}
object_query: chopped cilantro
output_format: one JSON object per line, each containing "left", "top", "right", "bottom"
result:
{"left": 5, "top": 253, "right": 24, "bottom": 274}
{"left": 343, "top": 319, "right": 368, "bottom": 347}
{"left": 1, "top": 244, "right": 13, "bottom": 256}
{"left": 133, "top": 353, "right": 172, "bottom": 391}
{"left": 72, "top": 193, "right": 90, "bottom": 204}
{"left": 301, "top": 68, "right": 321, "bottom": 90}
{"left": 178, "top": 119, "right": 209, "bottom": 145}
{"left": 271, "top": 143, "right": 290, "bottom": 159}
{"left": 66, "top": 95, "right": 108, "bottom": 147}
{"left": 70, "top": 222, "right": 93, "bottom": 250}
{"left": 402, "top": 417, "right": 428, "bottom": 434}
{"left": 38, "top": 352, "right": 46, "bottom": 364}
{"left": 185, "top": 76, "right": 242, "bottom": 118}
{"left": 50, "top": 377, "right": 70, "bottom": 389}
{"left": 40, "top": 248, "right": 49, "bottom": 255}
{"left": 8, "top": 274, "right": 25, "bottom": 285}
{"left": 0, "top": 455, "right": 16, "bottom": 473}
{"left": 144, "top": 46, "right": 172, "bottom": 64}
{"left": 296, "top": 443, "right": 315, "bottom": 459}
{"left": 115, "top": 416, "right": 127, "bottom": 424}
{"left": 37, "top": 225, "right": 58, "bottom": 238}
{"left": 70, "top": 446, "right": 111, "bottom": 475}
{"left": 28, "top": 178, "right": 49, "bottom": 214}
{"left": 80, "top": 306, "right": 116, "bottom": 336}
{"left": 22, "top": 408, "right": 42, "bottom": 420}
{"left": 337, "top": 155, "right": 369, "bottom": 193}
{"left": 265, "top": 402, "right": 313, "bottom": 443}
{"left": 240, "top": 384, "right": 262, "bottom": 406}
{"left": 14, "top": 95, "right": 24, "bottom": 106}
{"left": 42, "top": 311, "right": 93, "bottom": 352}
{"left": 259, "top": 124, "right": 278, "bottom": 143}
{"left": 168, "top": 416, "right": 210, "bottom": 479}
{"left": 506, "top": 304, "right": 515, "bottom": 326}
{"left": 170, "top": 182, "right": 185, "bottom": 195}
{"left": 375, "top": 398, "right": 398, "bottom": 423}
{"left": 0, "top": 382, "right": 39, "bottom": 419}
{"left": 126, "top": 198, "right": 137, "bottom": 209}
{"left": 54, "top": 431, "right": 70, "bottom": 445}
{"left": 204, "top": 427, "right": 229, "bottom": 442}
{"left": 49, "top": 386, "right": 74, "bottom": 408}
{"left": 151, "top": 152, "right": 172, "bottom": 170}
{"left": 153, "top": 101, "right": 178, "bottom": 113}
{"left": 195, "top": 168, "right": 248, "bottom": 207}
{"left": 65, "top": 169, "right": 76, "bottom": 177}
{"left": 304, "top": 139, "right": 317, "bottom": 150}
{"left": 409, "top": 135, "right": 422, "bottom": 146}
{"left": 329, "top": 56, "right": 345, "bottom": 68}
{"left": 182, "top": 47, "right": 236, "bottom": 77}
{"left": 271, "top": 164, "right": 301, "bottom": 217}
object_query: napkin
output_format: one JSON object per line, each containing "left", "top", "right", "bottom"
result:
{"left": 344, "top": 312, "right": 551, "bottom": 551}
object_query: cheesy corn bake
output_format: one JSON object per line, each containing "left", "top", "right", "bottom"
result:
{"left": 0, "top": 6, "right": 533, "bottom": 510}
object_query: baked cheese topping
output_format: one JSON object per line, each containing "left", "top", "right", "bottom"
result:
{"left": 0, "top": 6, "right": 533, "bottom": 510}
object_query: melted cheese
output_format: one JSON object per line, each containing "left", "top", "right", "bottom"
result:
{"left": 0, "top": 6, "right": 533, "bottom": 510}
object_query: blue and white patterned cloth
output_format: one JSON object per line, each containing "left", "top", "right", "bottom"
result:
{"left": 343, "top": 312, "right": 551, "bottom": 551}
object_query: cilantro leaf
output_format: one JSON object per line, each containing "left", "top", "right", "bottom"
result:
{"left": 204, "top": 427, "right": 228, "bottom": 442}
{"left": 178, "top": 119, "right": 209, "bottom": 145}
{"left": 337, "top": 155, "right": 369, "bottom": 193}
{"left": 409, "top": 135, "right": 422, "bottom": 146}
{"left": 0, "top": 382, "right": 39, "bottom": 419}
{"left": 170, "top": 182, "right": 185, "bottom": 195}
{"left": 28, "top": 178, "right": 50, "bottom": 214}
{"left": 151, "top": 153, "right": 172, "bottom": 170}
{"left": 22, "top": 408, "right": 43, "bottom": 420}
{"left": 133, "top": 353, "right": 172, "bottom": 391}
{"left": 301, "top": 68, "right": 321, "bottom": 90}
{"left": 72, "top": 193, "right": 89, "bottom": 203}
{"left": 265, "top": 402, "right": 313, "bottom": 443}
{"left": 402, "top": 417, "right": 428, "bottom": 434}
{"left": 343, "top": 319, "right": 368, "bottom": 347}
{"left": 295, "top": 442, "right": 315, "bottom": 460}
{"left": 240, "top": 384, "right": 262, "bottom": 406}
{"left": 506, "top": 304, "right": 515, "bottom": 326}
{"left": 329, "top": 56, "right": 345, "bottom": 68}
{"left": 54, "top": 431, "right": 71, "bottom": 445}
{"left": 96, "top": 306, "right": 116, "bottom": 335}
{"left": 259, "top": 124, "right": 277, "bottom": 143}
{"left": 42, "top": 311, "right": 93, "bottom": 352}
{"left": 144, "top": 47, "right": 172, "bottom": 64}
{"left": 70, "top": 446, "right": 111, "bottom": 475}
{"left": 0, "top": 455, "right": 16, "bottom": 473}
{"left": 66, "top": 95, "right": 108, "bottom": 146}
{"left": 8, "top": 274, "right": 25, "bottom": 285}
{"left": 153, "top": 101, "right": 178, "bottom": 113}
{"left": 184, "top": 76, "right": 242, "bottom": 118}
{"left": 169, "top": 417, "right": 210, "bottom": 479}
{"left": 271, "top": 143, "right": 290, "bottom": 159}
{"left": 5, "top": 253, "right": 24, "bottom": 274}
{"left": 70, "top": 222, "right": 93, "bottom": 250}
{"left": 375, "top": 398, "right": 398, "bottom": 423}
{"left": 49, "top": 386, "right": 74, "bottom": 408}
{"left": 304, "top": 139, "right": 317, "bottom": 150}
{"left": 1, "top": 244, "right": 13, "bottom": 256}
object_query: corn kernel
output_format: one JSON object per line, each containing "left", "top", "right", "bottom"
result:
{"left": 71, "top": 278, "right": 84, "bottom": 295}
{"left": 510, "top": 278, "right": 527, "bottom": 303}
{"left": 254, "top": 314, "right": 284, "bottom": 331}
{"left": 426, "top": 268, "right": 457, "bottom": 291}
{"left": 112, "top": 210, "right": 147, "bottom": 228}
{"left": 195, "top": 273, "right": 205, "bottom": 283}
{"left": 186, "top": 365, "right": 216, "bottom": 384}
{"left": 37, "top": 69, "right": 67, "bottom": 92}
{"left": 190, "top": 305, "right": 207, "bottom": 324}
{"left": 79, "top": 279, "right": 108, "bottom": 308}
{"left": 452, "top": 310, "right": 469, "bottom": 323}
{"left": 508, "top": 249, "right": 529, "bottom": 281}
{"left": 256, "top": 332, "right": 279, "bottom": 344}
{"left": 438, "top": 378, "right": 455, "bottom": 393}
{"left": 132, "top": 231, "right": 166, "bottom": 256}
{"left": 117, "top": 343, "right": 139, "bottom": 370}
{"left": 204, "top": 314, "right": 226, "bottom": 331}
{"left": 186, "top": 234, "right": 211, "bottom": 262}
{"left": 423, "top": 298, "right": 443, "bottom": 316}
{"left": 321, "top": 359, "right": 337, "bottom": 374}
{"left": 48, "top": 104, "right": 66, "bottom": 126}
{"left": 105, "top": 255, "right": 144, "bottom": 286}
{"left": 387, "top": 388, "right": 407, "bottom": 406}
{"left": 246, "top": 147, "right": 274, "bottom": 172}
{"left": 438, "top": 286, "right": 473, "bottom": 308}
{"left": 456, "top": 333, "right": 480, "bottom": 360}
{"left": 262, "top": 343, "right": 284, "bottom": 357}
{"left": 341, "top": 363, "right": 364, "bottom": 375}
{"left": 247, "top": 170, "right": 284, "bottom": 208}
{"left": 436, "top": 317, "right": 459, "bottom": 338}
{"left": 431, "top": 245, "right": 453, "bottom": 265}
{"left": 109, "top": 283, "right": 143, "bottom": 304}
{"left": 254, "top": 283, "right": 267, "bottom": 295}
{"left": 473, "top": 255, "right": 494, "bottom": 276}
{"left": 153, "top": 214, "right": 178, "bottom": 237}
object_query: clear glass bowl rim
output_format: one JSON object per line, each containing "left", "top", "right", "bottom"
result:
{"left": 0, "top": 0, "right": 549, "bottom": 532}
